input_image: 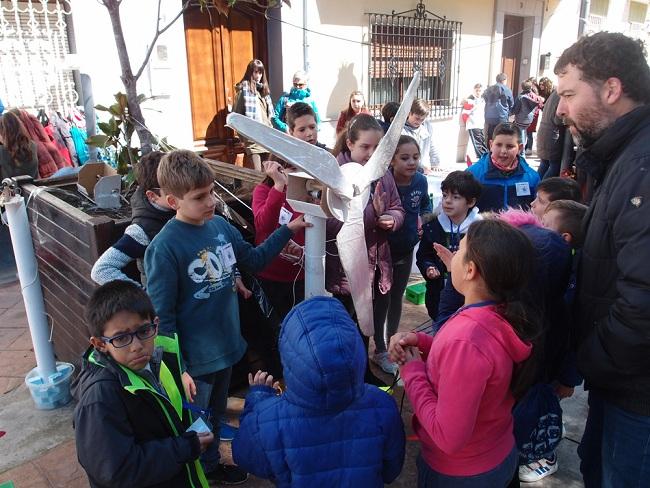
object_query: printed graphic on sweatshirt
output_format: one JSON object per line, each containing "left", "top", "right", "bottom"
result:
{"left": 187, "top": 234, "right": 236, "bottom": 299}
{"left": 409, "top": 190, "right": 423, "bottom": 209}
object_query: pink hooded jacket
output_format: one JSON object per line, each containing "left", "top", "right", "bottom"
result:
{"left": 401, "top": 303, "right": 532, "bottom": 476}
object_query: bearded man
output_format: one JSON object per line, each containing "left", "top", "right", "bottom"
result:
{"left": 555, "top": 32, "right": 650, "bottom": 487}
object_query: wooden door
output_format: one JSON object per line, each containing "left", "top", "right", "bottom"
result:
{"left": 501, "top": 15, "right": 524, "bottom": 93}
{"left": 184, "top": 5, "right": 267, "bottom": 157}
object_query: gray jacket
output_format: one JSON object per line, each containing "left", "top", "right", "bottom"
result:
{"left": 536, "top": 91, "right": 565, "bottom": 161}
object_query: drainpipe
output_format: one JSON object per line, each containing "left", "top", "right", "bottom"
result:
{"left": 579, "top": 0, "right": 591, "bottom": 37}
{"left": 0, "top": 181, "right": 56, "bottom": 381}
{"left": 488, "top": 0, "right": 498, "bottom": 84}
{"left": 303, "top": 0, "right": 310, "bottom": 72}
{"left": 537, "top": 0, "right": 546, "bottom": 77}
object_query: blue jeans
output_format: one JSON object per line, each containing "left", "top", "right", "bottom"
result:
{"left": 518, "top": 127, "right": 528, "bottom": 154}
{"left": 578, "top": 391, "right": 650, "bottom": 488}
{"left": 193, "top": 367, "right": 232, "bottom": 473}
{"left": 417, "top": 447, "right": 517, "bottom": 487}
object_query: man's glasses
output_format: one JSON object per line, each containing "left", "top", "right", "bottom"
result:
{"left": 293, "top": 82, "right": 307, "bottom": 88}
{"left": 101, "top": 322, "right": 158, "bottom": 348}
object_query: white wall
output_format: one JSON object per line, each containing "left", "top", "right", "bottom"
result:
{"left": 70, "top": 0, "right": 194, "bottom": 150}
{"left": 273, "top": 0, "right": 497, "bottom": 162}
{"left": 274, "top": 0, "right": 583, "bottom": 163}
{"left": 537, "top": 0, "right": 582, "bottom": 80}
{"left": 67, "top": 0, "right": 586, "bottom": 162}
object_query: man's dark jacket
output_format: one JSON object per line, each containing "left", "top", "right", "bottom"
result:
{"left": 483, "top": 82, "right": 514, "bottom": 123}
{"left": 575, "top": 104, "right": 650, "bottom": 416}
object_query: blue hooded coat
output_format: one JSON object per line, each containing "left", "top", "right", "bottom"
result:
{"left": 272, "top": 87, "right": 320, "bottom": 132}
{"left": 232, "top": 297, "right": 405, "bottom": 487}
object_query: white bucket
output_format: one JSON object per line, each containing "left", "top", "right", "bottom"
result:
{"left": 25, "top": 362, "right": 75, "bottom": 410}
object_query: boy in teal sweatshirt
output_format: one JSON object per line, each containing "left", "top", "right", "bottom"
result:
{"left": 144, "top": 150, "right": 308, "bottom": 484}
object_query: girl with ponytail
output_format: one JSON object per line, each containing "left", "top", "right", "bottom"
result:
{"left": 389, "top": 219, "right": 540, "bottom": 486}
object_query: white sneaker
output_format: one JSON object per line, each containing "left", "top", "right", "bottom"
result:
{"left": 371, "top": 352, "right": 398, "bottom": 375}
{"left": 518, "top": 454, "right": 558, "bottom": 482}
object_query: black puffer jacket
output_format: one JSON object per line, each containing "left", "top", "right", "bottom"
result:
{"left": 130, "top": 187, "right": 175, "bottom": 241}
{"left": 575, "top": 104, "right": 650, "bottom": 416}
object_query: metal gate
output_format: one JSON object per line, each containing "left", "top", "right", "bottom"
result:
{"left": 368, "top": 1, "right": 461, "bottom": 119}
{"left": 0, "top": 0, "right": 77, "bottom": 113}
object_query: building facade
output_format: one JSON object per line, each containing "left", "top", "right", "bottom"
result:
{"left": 1, "top": 0, "right": 647, "bottom": 163}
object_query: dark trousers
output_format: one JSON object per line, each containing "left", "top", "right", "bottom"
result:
{"left": 425, "top": 278, "right": 444, "bottom": 322}
{"left": 485, "top": 120, "right": 505, "bottom": 143}
{"left": 578, "top": 391, "right": 650, "bottom": 488}
{"left": 417, "top": 448, "right": 517, "bottom": 487}
{"left": 537, "top": 159, "right": 561, "bottom": 180}
{"left": 467, "top": 128, "right": 488, "bottom": 159}
{"left": 334, "top": 293, "right": 388, "bottom": 387}
{"left": 258, "top": 278, "right": 305, "bottom": 323}
{"left": 193, "top": 367, "right": 232, "bottom": 473}
{"left": 373, "top": 251, "right": 413, "bottom": 353}
{"left": 525, "top": 132, "right": 534, "bottom": 151}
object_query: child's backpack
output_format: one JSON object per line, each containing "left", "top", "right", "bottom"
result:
{"left": 513, "top": 383, "right": 563, "bottom": 462}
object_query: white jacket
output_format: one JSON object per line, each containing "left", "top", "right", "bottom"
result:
{"left": 401, "top": 119, "right": 440, "bottom": 170}
{"left": 462, "top": 95, "right": 485, "bottom": 130}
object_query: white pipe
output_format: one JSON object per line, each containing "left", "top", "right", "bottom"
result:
{"left": 4, "top": 195, "right": 57, "bottom": 380}
{"left": 303, "top": 214, "right": 326, "bottom": 298}
{"left": 303, "top": 0, "right": 310, "bottom": 73}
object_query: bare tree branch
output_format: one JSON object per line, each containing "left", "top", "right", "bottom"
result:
{"left": 155, "top": 0, "right": 162, "bottom": 34}
{"left": 134, "top": 0, "right": 192, "bottom": 81}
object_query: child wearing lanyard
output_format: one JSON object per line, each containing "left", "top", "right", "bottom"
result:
{"left": 417, "top": 171, "right": 482, "bottom": 322}
{"left": 390, "top": 219, "right": 540, "bottom": 487}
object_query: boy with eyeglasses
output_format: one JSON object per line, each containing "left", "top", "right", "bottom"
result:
{"left": 144, "top": 150, "right": 309, "bottom": 484}
{"left": 73, "top": 280, "right": 213, "bottom": 488}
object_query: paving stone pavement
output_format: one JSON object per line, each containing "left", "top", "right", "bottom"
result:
{"left": 0, "top": 263, "right": 586, "bottom": 486}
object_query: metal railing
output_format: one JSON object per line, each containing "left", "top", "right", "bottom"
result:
{"left": 367, "top": 4, "right": 462, "bottom": 119}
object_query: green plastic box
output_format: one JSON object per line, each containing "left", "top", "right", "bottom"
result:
{"left": 405, "top": 282, "right": 427, "bottom": 305}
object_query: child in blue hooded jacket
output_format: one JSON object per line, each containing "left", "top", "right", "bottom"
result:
{"left": 272, "top": 70, "right": 320, "bottom": 132}
{"left": 233, "top": 296, "right": 405, "bottom": 487}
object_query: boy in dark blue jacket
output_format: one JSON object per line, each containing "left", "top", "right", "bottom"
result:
{"left": 417, "top": 171, "right": 482, "bottom": 321}
{"left": 73, "top": 280, "right": 212, "bottom": 488}
{"left": 233, "top": 297, "right": 405, "bottom": 487}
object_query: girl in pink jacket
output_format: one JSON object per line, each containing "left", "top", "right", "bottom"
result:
{"left": 390, "top": 219, "right": 539, "bottom": 486}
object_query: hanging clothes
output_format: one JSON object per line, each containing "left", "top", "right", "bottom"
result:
{"left": 70, "top": 125, "right": 89, "bottom": 165}
{"left": 68, "top": 107, "right": 86, "bottom": 131}
{"left": 40, "top": 109, "right": 73, "bottom": 167}
{"left": 51, "top": 111, "right": 78, "bottom": 165}
{"left": 13, "top": 109, "right": 71, "bottom": 178}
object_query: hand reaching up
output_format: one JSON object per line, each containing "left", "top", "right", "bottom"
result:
{"left": 263, "top": 160, "right": 288, "bottom": 191}
{"left": 433, "top": 242, "right": 454, "bottom": 270}
{"left": 249, "top": 370, "right": 281, "bottom": 392}
{"left": 372, "top": 180, "right": 387, "bottom": 216}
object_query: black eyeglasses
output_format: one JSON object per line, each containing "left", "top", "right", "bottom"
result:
{"left": 101, "top": 322, "right": 158, "bottom": 348}
{"left": 293, "top": 82, "right": 307, "bottom": 88}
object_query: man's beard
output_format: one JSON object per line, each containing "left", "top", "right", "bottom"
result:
{"left": 564, "top": 104, "right": 612, "bottom": 148}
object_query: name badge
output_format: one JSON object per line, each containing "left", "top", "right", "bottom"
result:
{"left": 279, "top": 207, "right": 293, "bottom": 226}
{"left": 220, "top": 243, "right": 237, "bottom": 267}
{"left": 515, "top": 182, "right": 531, "bottom": 197}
